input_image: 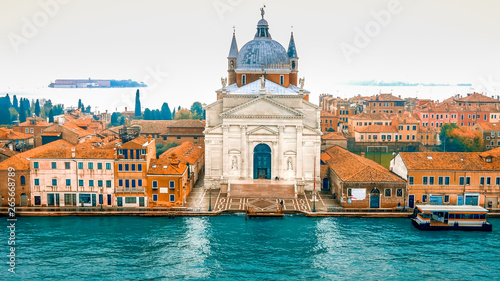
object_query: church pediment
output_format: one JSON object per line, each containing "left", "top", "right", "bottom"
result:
{"left": 205, "top": 125, "right": 223, "bottom": 134}
{"left": 247, "top": 126, "right": 278, "bottom": 135}
{"left": 220, "top": 96, "right": 304, "bottom": 119}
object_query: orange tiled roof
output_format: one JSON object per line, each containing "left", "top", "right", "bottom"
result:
{"left": 0, "top": 128, "right": 33, "bottom": 140}
{"left": 41, "top": 132, "right": 62, "bottom": 137}
{"left": 351, "top": 112, "right": 394, "bottom": 120}
{"left": 367, "top": 93, "right": 404, "bottom": 102}
{"left": 148, "top": 156, "right": 187, "bottom": 175}
{"left": 393, "top": 112, "right": 420, "bottom": 124}
{"left": 0, "top": 139, "right": 72, "bottom": 170}
{"left": 398, "top": 150, "right": 500, "bottom": 171}
{"left": 60, "top": 122, "right": 94, "bottom": 138}
{"left": 0, "top": 143, "right": 16, "bottom": 157}
{"left": 323, "top": 146, "right": 405, "bottom": 182}
{"left": 159, "top": 142, "right": 204, "bottom": 164}
{"left": 130, "top": 120, "right": 174, "bottom": 134}
{"left": 18, "top": 118, "right": 51, "bottom": 127}
{"left": 456, "top": 93, "right": 497, "bottom": 103}
{"left": 120, "top": 136, "right": 150, "bottom": 149}
{"left": 355, "top": 125, "right": 398, "bottom": 133}
{"left": 322, "top": 132, "right": 346, "bottom": 140}
{"left": 30, "top": 140, "right": 116, "bottom": 159}
{"left": 477, "top": 123, "right": 500, "bottom": 131}
{"left": 320, "top": 111, "right": 337, "bottom": 117}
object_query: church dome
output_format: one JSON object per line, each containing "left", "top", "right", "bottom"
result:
{"left": 236, "top": 38, "right": 290, "bottom": 71}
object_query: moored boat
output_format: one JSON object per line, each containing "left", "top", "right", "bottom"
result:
{"left": 412, "top": 205, "right": 492, "bottom": 231}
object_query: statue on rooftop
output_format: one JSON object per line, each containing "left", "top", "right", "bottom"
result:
{"left": 221, "top": 77, "right": 227, "bottom": 91}
{"left": 299, "top": 77, "right": 305, "bottom": 91}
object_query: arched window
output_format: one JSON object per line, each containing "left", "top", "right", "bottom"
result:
{"left": 21, "top": 176, "right": 26, "bottom": 185}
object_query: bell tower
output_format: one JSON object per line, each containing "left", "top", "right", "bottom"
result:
{"left": 227, "top": 27, "right": 238, "bottom": 85}
{"left": 287, "top": 31, "right": 299, "bottom": 86}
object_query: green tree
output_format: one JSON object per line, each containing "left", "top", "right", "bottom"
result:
{"left": 34, "top": 99, "right": 41, "bottom": 117}
{"left": 440, "top": 123, "right": 483, "bottom": 152}
{"left": 156, "top": 142, "right": 180, "bottom": 158}
{"left": 12, "top": 95, "right": 18, "bottom": 111}
{"left": 111, "top": 112, "right": 121, "bottom": 126}
{"left": 172, "top": 108, "right": 176, "bottom": 118}
{"left": 190, "top": 101, "right": 203, "bottom": 116}
{"left": 48, "top": 109, "right": 54, "bottom": 123}
{"left": 19, "top": 101, "right": 27, "bottom": 123}
{"left": 174, "top": 108, "right": 193, "bottom": 120}
{"left": 144, "top": 108, "right": 151, "bottom": 120}
{"left": 160, "top": 103, "right": 172, "bottom": 120}
{"left": 9, "top": 108, "right": 18, "bottom": 123}
{"left": 78, "top": 99, "right": 83, "bottom": 110}
{"left": 135, "top": 89, "right": 141, "bottom": 117}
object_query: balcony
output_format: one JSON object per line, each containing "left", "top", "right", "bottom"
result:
{"left": 116, "top": 187, "right": 145, "bottom": 193}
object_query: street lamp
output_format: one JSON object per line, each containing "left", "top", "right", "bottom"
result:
{"left": 208, "top": 186, "right": 212, "bottom": 212}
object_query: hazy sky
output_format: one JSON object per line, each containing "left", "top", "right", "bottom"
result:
{"left": 1, "top": 0, "right": 500, "bottom": 108}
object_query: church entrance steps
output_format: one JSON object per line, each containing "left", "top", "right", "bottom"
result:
{"left": 228, "top": 179, "right": 296, "bottom": 199}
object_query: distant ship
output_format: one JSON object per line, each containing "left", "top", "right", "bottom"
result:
{"left": 48, "top": 78, "right": 147, "bottom": 88}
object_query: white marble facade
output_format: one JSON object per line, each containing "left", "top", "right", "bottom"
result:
{"left": 204, "top": 80, "right": 322, "bottom": 190}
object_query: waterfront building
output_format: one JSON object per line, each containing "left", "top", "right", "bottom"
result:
{"left": 29, "top": 140, "right": 116, "bottom": 207}
{"left": 204, "top": 9, "right": 321, "bottom": 192}
{"left": 146, "top": 154, "right": 188, "bottom": 207}
{"left": 474, "top": 122, "right": 500, "bottom": 150}
{"left": 114, "top": 136, "right": 155, "bottom": 207}
{"left": 390, "top": 149, "right": 500, "bottom": 209}
{"left": 321, "top": 146, "right": 406, "bottom": 208}
{"left": 159, "top": 141, "right": 204, "bottom": 187}
{"left": 0, "top": 140, "right": 70, "bottom": 207}
{"left": 13, "top": 117, "right": 51, "bottom": 147}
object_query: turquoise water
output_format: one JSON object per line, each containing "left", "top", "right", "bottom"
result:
{"left": 2, "top": 216, "right": 500, "bottom": 280}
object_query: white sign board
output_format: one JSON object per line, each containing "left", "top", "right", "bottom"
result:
{"left": 351, "top": 188, "right": 366, "bottom": 200}
{"left": 159, "top": 188, "right": 168, "bottom": 194}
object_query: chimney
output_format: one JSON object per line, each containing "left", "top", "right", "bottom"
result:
{"left": 71, "top": 147, "right": 75, "bottom": 158}
{"left": 125, "top": 107, "right": 127, "bottom": 112}
{"left": 361, "top": 152, "right": 366, "bottom": 158}
{"left": 148, "top": 134, "right": 152, "bottom": 143}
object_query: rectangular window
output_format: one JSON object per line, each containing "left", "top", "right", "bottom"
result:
{"left": 384, "top": 189, "right": 391, "bottom": 197}
{"left": 429, "top": 177, "right": 434, "bottom": 185}
{"left": 89, "top": 180, "right": 94, "bottom": 187}
{"left": 153, "top": 194, "right": 158, "bottom": 202}
{"left": 125, "top": 180, "right": 130, "bottom": 188}
{"left": 487, "top": 177, "right": 491, "bottom": 185}
{"left": 88, "top": 162, "right": 93, "bottom": 169}
{"left": 34, "top": 162, "right": 39, "bottom": 169}
{"left": 480, "top": 177, "right": 485, "bottom": 185}
{"left": 152, "top": 181, "right": 158, "bottom": 189}
{"left": 131, "top": 180, "right": 136, "bottom": 188}
{"left": 138, "top": 179, "right": 142, "bottom": 187}
{"left": 409, "top": 177, "right": 414, "bottom": 185}
{"left": 125, "top": 164, "right": 129, "bottom": 171}
{"left": 106, "top": 180, "right": 112, "bottom": 188}
{"left": 125, "top": 197, "right": 136, "bottom": 204}
{"left": 280, "top": 75, "right": 284, "bottom": 85}
{"left": 25, "top": 128, "right": 29, "bottom": 133}
{"left": 242, "top": 75, "right": 246, "bottom": 85}
{"left": 118, "top": 179, "right": 123, "bottom": 187}
{"left": 118, "top": 149, "right": 123, "bottom": 155}
{"left": 97, "top": 163, "right": 103, "bottom": 170}
{"left": 98, "top": 180, "right": 103, "bottom": 187}
{"left": 78, "top": 162, "right": 83, "bottom": 169}
{"left": 138, "top": 164, "right": 142, "bottom": 171}
{"left": 438, "top": 177, "right": 443, "bottom": 185}
{"left": 106, "top": 163, "right": 111, "bottom": 170}
{"left": 496, "top": 177, "right": 500, "bottom": 185}
{"left": 52, "top": 179, "right": 57, "bottom": 186}
{"left": 422, "top": 195, "right": 428, "bottom": 203}
{"left": 34, "top": 178, "right": 40, "bottom": 185}
{"left": 170, "top": 194, "right": 175, "bottom": 202}
{"left": 79, "top": 179, "right": 84, "bottom": 187}
{"left": 65, "top": 162, "right": 71, "bottom": 169}
{"left": 51, "top": 162, "right": 57, "bottom": 169}
{"left": 169, "top": 181, "right": 175, "bottom": 189}
{"left": 423, "top": 176, "right": 428, "bottom": 185}
{"left": 445, "top": 177, "right": 450, "bottom": 185}
{"left": 141, "top": 149, "right": 147, "bottom": 155}
{"left": 396, "top": 189, "right": 403, "bottom": 197}
{"left": 131, "top": 164, "right": 136, "bottom": 171}
{"left": 66, "top": 179, "right": 71, "bottom": 186}
{"left": 466, "top": 177, "right": 471, "bottom": 185}
{"left": 444, "top": 195, "right": 450, "bottom": 203}
{"left": 118, "top": 164, "right": 123, "bottom": 171}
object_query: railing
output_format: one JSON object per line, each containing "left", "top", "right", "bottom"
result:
{"left": 115, "top": 187, "right": 146, "bottom": 193}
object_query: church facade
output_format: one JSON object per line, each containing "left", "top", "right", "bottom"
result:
{"left": 204, "top": 10, "right": 321, "bottom": 191}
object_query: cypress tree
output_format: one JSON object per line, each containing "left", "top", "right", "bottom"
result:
{"left": 135, "top": 89, "right": 141, "bottom": 117}
{"left": 19, "top": 100, "right": 26, "bottom": 123}
{"left": 12, "top": 95, "right": 18, "bottom": 111}
{"left": 144, "top": 108, "right": 151, "bottom": 120}
{"left": 35, "top": 99, "right": 41, "bottom": 116}
{"left": 48, "top": 109, "right": 54, "bottom": 123}
{"left": 160, "top": 103, "right": 172, "bottom": 120}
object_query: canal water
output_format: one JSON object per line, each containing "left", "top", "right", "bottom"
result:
{"left": 2, "top": 216, "right": 500, "bottom": 280}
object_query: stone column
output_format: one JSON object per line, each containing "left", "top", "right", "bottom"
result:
{"left": 296, "top": 125, "right": 303, "bottom": 179}
{"left": 278, "top": 126, "right": 285, "bottom": 179}
{"left": 240, "top": 125, "right": 247, "bottom": 179}
{"left": 272, "top": 140, "right": 278, "bottom": 179}
{"left": 248, "top": 140, "right": 253, "bottom": 179}
{"left": 222, "top": 125, "right": 229, "bottom": 177}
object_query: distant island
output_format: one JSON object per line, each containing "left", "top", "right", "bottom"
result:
{"left": 340, "top": 80, "right": 472, "bottom": 87}
{"left": 48, "top": 79, "right": 147, "bottom": 88}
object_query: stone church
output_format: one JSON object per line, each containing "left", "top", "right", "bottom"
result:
{"left": 204, "top": 9, "right": 321, "bottom": 192}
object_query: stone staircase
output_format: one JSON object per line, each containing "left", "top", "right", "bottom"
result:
{"left": 229, "top": 180, "right": 296, "bottom": 198}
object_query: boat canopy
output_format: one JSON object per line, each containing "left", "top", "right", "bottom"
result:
{"left": 415, "top": 205, "right": 488, "bottom": 213}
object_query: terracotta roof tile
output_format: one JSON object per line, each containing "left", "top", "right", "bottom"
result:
{"left": 398, "top": 151, "right": 500, "bottom": 171}
{"left": 355, "top": 125, "right": 398, "bottom": 133}
{"left": 148, "top": 156, "right": 187, "bottom": 175}
{"left": 477, "top": 123, "right": 500, "bottom": 131}
{"left": 0, "top": 140, "right": 72, "bottom": 170}
{"left": 456, "top": 93, "right": 496, "bottom": 103}
{"left": 320, "top": 111, "right": 337, "bottom": 117}
{"left": 0, "top": 128, "right": 33, "bottom": 140}
{"left": 159, "top": 142, "right": 204, "bottom": 164}
{"left": 367, "top": 93, "right": 404, "bottom": 102}
{"left": 324, "top": 146, "right": 404, "bottom": 182}
{"left": 322, "top": 132, "right": 346, "bottom": 140}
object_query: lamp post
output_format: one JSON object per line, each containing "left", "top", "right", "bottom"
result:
{"left": 208, "top": 186, "right": 212, "bottom": 212}
{"left": 313, "top": 155, "right": 317, "bottom": 212}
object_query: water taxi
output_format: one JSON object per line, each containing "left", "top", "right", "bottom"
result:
{"left": 412, "top": 205, "right": 492, "bottom": 231}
